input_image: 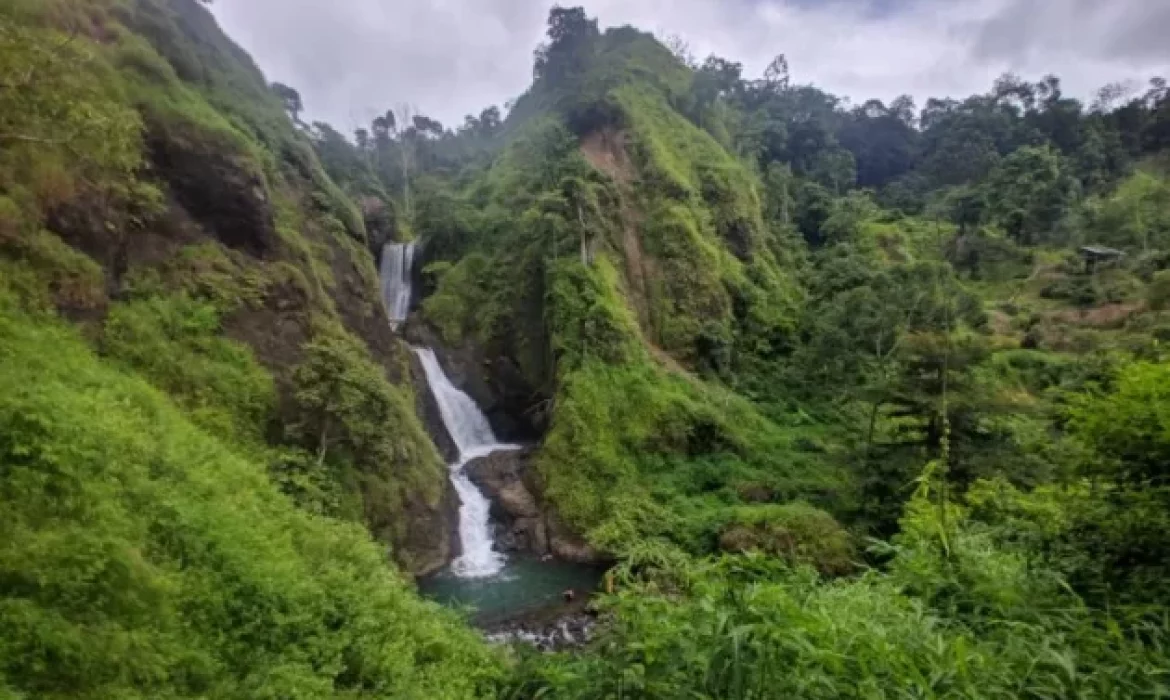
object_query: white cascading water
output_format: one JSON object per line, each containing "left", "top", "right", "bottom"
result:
{"left": 413, "top": 348, "right": 516, "bottom": 578}
{"left": 378, "top": 240, "right": 513, "bottom": 578}
{"left": 380, "top": 242, "right": 416, "bottom": 327}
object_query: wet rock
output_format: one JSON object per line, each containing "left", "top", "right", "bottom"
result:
{"left": 466, "top": 450, "right": 602, "bottom": 563}
{"left": 466, "top": 448, "right": 547, "bottom": 555}
{"left": 484, "top": 600, "right": 602, "bottom": 652}
{"left": 360, "top": 196, "right": 397, "bottom": 255}
{"left": 547, "top": 511, "right": 601, "bottom": 564}
{"left": 397, "top": 477, "right": 462, "bottom": 578}
{"left": 497, "top": 477, "right": 541, "bottom": 518}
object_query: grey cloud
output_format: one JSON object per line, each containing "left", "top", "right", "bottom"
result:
{"left": 209, "top": 0, "right": 1169, "bottom": 132}
{"left": 972, "top": 0, "right": 1170, "bottom": 65}
{"left": 211, "top": 0, "right": 549, "bottom": 130}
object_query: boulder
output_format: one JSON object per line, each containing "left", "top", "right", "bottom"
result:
{"left": 546, "top": 510, "right": 601, "bottom": 564}
{"left": 401, "top": 478, "right": 462, "bottom": 577}
{"left": 466, "top": 448, "right": 548, "bottom": 555}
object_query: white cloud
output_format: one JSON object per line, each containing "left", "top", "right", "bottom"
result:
{"left": 208, "top": 0, "right": 1170, "bottom": 132}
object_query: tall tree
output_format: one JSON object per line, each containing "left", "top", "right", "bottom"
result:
{"left": 984, "top": 145, "right": 1077, "bottom": 244}
{"left": 270, "top": 82, "right": 303, "bottom": 124}
{"left": 533, "top": 6, "right": 600, "bottom": 84}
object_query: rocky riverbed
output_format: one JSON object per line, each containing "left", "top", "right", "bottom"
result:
{"left": 484, "top": 595, "right": 604, "bottom": 651}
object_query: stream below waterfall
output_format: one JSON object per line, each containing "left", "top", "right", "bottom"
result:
{"left": 419, "top": 557, "right": 605, "bottom": 627}
{"left": 381, "top": 243, "right": 604, "bottom": 632}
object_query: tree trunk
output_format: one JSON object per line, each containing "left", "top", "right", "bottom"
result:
{"left": 316, "top": 417, "right": 331, "bottom": 469}
{"left": 781, "top": 177, "right": 790, "bottom": 226}
{"left": 577, "top": 202, "right": 591, "bottom": 266}
{"left": 865, "top": 399, "right": 882, "bottom": 460}
{"left": 401, "top": 147, "right": 412, "bottom": 222}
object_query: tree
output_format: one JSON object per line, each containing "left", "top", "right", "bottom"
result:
{"left": 763, "top": 162, "right": 794, "bottom": 226}
{"left": 478, "top": 106, "right": 502, "bottom": 134}
{"left": 533, "top": 6, "right": 600, "bottom": 84}
{"left": 697, "top": 56, "right": 744, "bottom": 102}
{"left": 947, "top": 186, "right": 988, "bottom": 236}
{"left": 839, "top": 98, "right": 919, "bottom": 188}
{"left": 889, "top": 95, "right": 917, "bottom": 126}
{"left": 1071, "top": 361, "right": 1170, "bottom": 485}
{"left": 270, "top": 82, "right": 303, "bottom": 124}
{"left": 762, "top": 54, "right": 790, "bottom": 93}
{"left": 412, "top": 114, "right": 444, "bottom": 138}
{"left": 993, "top": 72, "right": 1037, "bottom": 112}
{"left": 662, "top": 34, "right": 696, "bottom": 69}
{"left": 371, "top": 116, "right": 391, "bottom": 145}
{"left": 395, "top": 104, "right": 416, "bottom": 220}
{"left": 984, "top": 145, "right": 1077, "bottom": 244}
{"left": 291, "top": 326, "right": 400, "bottom": 469}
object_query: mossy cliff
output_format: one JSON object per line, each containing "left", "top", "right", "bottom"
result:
{"left": 412, "top": 25, "right": 840, "bottom": 559}
{"left": 0, "top": 0, "right": 450, "bottom": 575}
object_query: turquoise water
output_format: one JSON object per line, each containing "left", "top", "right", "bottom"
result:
{"left": 419, "top": 556, "right": 606, "bottom": 625}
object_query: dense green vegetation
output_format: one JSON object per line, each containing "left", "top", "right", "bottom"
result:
{"left": 0, "top": 293, "right": 496, "bottom": 699}
{"left": 0, "top": 0, "right": 455, "bottom": 567}
{"left": 315, "top": 6, "right": 1170, "bottom": 696}
{"left": 3, "top": 0, "right": 1170, "bottom": 697}
{"left": 0, "top": 0, "right": 497, "bottom": 696}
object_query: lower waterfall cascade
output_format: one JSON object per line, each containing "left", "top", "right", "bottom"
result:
{"left": 413, "top": 347, "right": 517, "bottom": 578}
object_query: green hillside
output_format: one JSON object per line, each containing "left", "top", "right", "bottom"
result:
{"left": 2, "top": 0, "right": 1170, "bottom": 697}
{"left": 0, "top": 0, "right": 496, "bottom": 696}
{"left": 324, "top": 7, "right": 1170, "bottom": 696}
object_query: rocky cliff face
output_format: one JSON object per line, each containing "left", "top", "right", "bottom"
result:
{"left": 465, "top": 448, "right": 602, "bottom": 563}
{"left": 401, "top": 479, "right": 463, "bottom": 577}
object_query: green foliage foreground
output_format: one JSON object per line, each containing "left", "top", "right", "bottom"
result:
{"left": 0, "top": 296, "right": 497, "bottom": 700}
{"left": 507, "top": 496, "right": 1168, "bottom": 699}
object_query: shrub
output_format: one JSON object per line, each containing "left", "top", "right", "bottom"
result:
{"left": 717, "top": 503, "right": 854, "bottom": 576}
{"left": 1149, "top": 269, "right": 1170, "bottom": 310}
{"left": 287, "top": 318, "right": 446, "bottom": 567}
{"left": 101, "top": 294, "right": 275, "bottom": 447}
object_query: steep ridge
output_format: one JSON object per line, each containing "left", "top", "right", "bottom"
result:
{"left": 407, "top": 25, "right": 838, "bottom": 558}
{"left": 0, "top": 0, "right": 500, "bottom": 695}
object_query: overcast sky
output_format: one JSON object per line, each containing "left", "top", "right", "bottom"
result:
{"left": 209, "top": 0, "right": 1170, "bottom": 133}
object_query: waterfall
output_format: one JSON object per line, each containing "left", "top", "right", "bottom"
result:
{"left": 413, "top": 347, "right": 516, "bottom": 578}
{"left": 378, "top": 243, "right": 514, "bottom": 578}
{"left": 380, "top": 242, "right": 416, "bottom": 327}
